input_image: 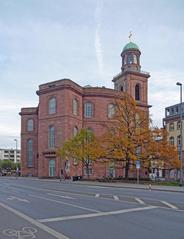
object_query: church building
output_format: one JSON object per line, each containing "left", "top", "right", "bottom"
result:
{"left": 20, "top": 40, "right": 150, "bottom": 178}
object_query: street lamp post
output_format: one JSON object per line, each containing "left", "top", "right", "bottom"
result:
{"left": 176, "top": 82, "right": 183, "bottom": 186}
{"left": 14, "top": 139, "right": 18, "bottom": 163}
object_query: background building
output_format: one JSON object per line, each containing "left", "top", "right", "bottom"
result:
{"left": 20, "top": 41, "right": 150, "bottom": 178}
{"left": 163, "top": 103, "right": 184, "bottom": 179}
{"left": 0, "top": 148, "right": 21, "bottom": 163}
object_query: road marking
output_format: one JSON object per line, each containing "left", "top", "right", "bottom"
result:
{"left": 3, "top": 227, "right": 37, "bottom": 239}
{"left": 134, "top": 197, "right": 145, "bottom": 205}
{"left": 38, "top": 206, "right": 158, "bottom": 223}
{"left": 113, "top": 195, "right": 119, "bottom": 201}
{"left": 95, "top": 194, "right": 100, "bottom": 198}
{"left": 0, "top": 202, "right": 70, "bottom": 239}
{"left": 161, "top": 201, "right": 178, "bottom": 210}
{"left": 7, "top": 196, "right": 30, "bottom": 203}
{"left": 87, "top": 186, "right": 107, "bottom": 189}
{"left": 29, "top": 194, "right": 101, "bottom": 213}
{"left": 47, "top": 193, "right": 75, "bottom": 200}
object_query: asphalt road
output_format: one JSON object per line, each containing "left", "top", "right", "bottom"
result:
{"left": 0, "top": 177, "right": 184, "bottom": 239}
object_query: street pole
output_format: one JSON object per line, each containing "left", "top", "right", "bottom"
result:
{"left": 176, "top": 82, "right": 183, "bottom": 186}
{"left": 14, "top": 139, "right": 18, "bottom": 163}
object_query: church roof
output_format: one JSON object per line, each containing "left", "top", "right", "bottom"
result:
{"left": 123, "top": 42, "right": 139, "bottom": 51}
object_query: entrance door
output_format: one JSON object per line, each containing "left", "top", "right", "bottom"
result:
{"left": 49, "top": 159, "right": 55, "bottom": 177}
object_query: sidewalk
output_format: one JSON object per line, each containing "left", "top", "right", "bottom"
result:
{"left": 71, "top": 180, "right": 184, "bottom": 193}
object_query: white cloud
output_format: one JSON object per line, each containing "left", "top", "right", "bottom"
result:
{"left": 149, "top": 70, "right": 184, "bottom": 127}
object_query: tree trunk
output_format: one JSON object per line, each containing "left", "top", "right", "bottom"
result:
{"left": 125, "top": 159, "right": 129, "bottom": 179}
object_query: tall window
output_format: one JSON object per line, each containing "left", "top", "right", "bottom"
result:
{"left": 27, "top": 119, "right": 33, "bottom": 131}
{"left": 49, "top": 159, "right": 55, "bottom": 177}
{"left": 73, "top": 126, "right": 78, "bottom": 136}
{"left": 72, "top": 98, "right": 79, "bottom": 115}
{"left": 48, "top": 97, "right": 56, "bottom": 114}
{"left": 177, "top": 121, "right": 181, "bottom": 130}
{"left": 135, "top": 84, "right": 140, "bottom": 101}
{"left": 169, "top": 123, "right": 174, "bottom": 131}
{"left": 169, "top": 136, "right": 175, "bottom": 146}
{"left": 48, "top": 126, "right": 55, "bottom": 148}
{"left": 27, "top": 139, "right": 33, "bottom": 167}
{"left": 127, "top": 54, "right": 133, "bottom": 64}
{"left": 84, "top": 102, "right": 93, "bottom": 118}
{"left": 108, "top": 104, "right": 116, "bottom": 118}
{"left": 177, "top": 135, "right": 181, "bottom": 146}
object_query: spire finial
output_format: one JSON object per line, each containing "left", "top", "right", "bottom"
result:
{"left": 128, "top": 31, "right": 132, "bottom": 42}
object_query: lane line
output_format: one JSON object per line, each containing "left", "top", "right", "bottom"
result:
{"left": 38, "top": 206, "right": 158, "bottom": 223}
{"left": 29, "top": 194, "right": 101, "bottom": 213}
{"left": 7, "top": 196, "right": 30, "bottom": 203}
{"left": 0, "top": 202, "right": 69, "bottom": 239}
{"left": 134, "top": 197, "right": 145, "bottom": 205}
{"left": 161, "top": 201, "right": 178, "bottom": 210}
{"left": 113, "top": 195, "right": 119, "bottom": 201}
{"left": 87, "top": 186, "right": 107, "bottom": 189}
{"left": 47, "top": 193, "right": 75, "bottom": 200}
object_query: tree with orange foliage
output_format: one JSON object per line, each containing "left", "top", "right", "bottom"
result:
{"left": 100, "top": 93, "right": 179, "bottom": 179}
{"left": 143, "top": 127, "right": 180, "bottom": 178}
{"left": 100, "top": 93, "right": 151, "bottom": 179}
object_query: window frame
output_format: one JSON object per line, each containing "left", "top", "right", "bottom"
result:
{"left": 72, "top": 98, "right": 79, "bottom": 116}
{"left": 27, "top": 119, "right": 34, "bottom": 132}
{"left": 48, "top": 97, "right": 56, "bottom": 115}
{"left": 48, "top": 125, "right": 55, "bottom": 149}
{"left": 84, "top": 102, "right": 93, "bottom": 118}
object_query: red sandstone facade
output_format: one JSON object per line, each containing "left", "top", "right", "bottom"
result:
{"left": 20, "top": 41, "right": 150, "bottom": 178}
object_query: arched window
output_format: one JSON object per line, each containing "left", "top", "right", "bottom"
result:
{"left": 135, "top": 113, "right": 140, "bottom": 128}
{"left": 49, "top": 159, "right": 55, "bottom": 177}
{"left": 72, "top": 98, "right": 79, "bottom": 115}
{"left": 120, "top": 86, "right": 124, "bottom": 92}
{"left": 127, "top": 54, "right": 133, "bottom": 64}
{"left": 135, "top": 84, "right": 141, "bottom": 101}
{"left": 133, "top": 54, "right": 137, "bottom": 64}
{"left": 73, "top": 126, "right": 78, "bottom": 136}
{"left": 27, "top": 119, "right": 33, "bottom": 131}
{"left": 108, "top": 104, "right": 116, "bottom": 118}
{"left": 48, "top": 126, "right": 55, "bottom": 148}
{"left": 84, "top": 102, "right": 93, "bottom": 118}
{"left": 27, "top": 139, "right": 33, "bottom": 167}
{"left": 169, "top": 136, "right": 174, "bottom": 146}
{"left": 48, "top": 97, "right": 56, "bottom": 114}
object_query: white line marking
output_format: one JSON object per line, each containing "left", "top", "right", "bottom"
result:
{"left": 29, "top": 194, "right": 101, "bottom": 213}
{"left": 0, "top": 202, "right": 69, "bottom": 239}
{"left": 134, "top": 197, "right": 145, "bottom": 205}
{"left": 113, "top": 195, "right": 119, "bottom": 201}
{"left": 95, "top": 194, "right": 100, "bottom": 198}
{"left": 161, "top": 201, "right": 178, "bottom": 210}
{"left": 87, "top": 186, "right": 107, "bottom": 189}
{"left": 47, "top": 193, "right": 75, "bottom": 200}
{"left": 7, "top": 196, "right": 30, "bottom": 203}
{"left": 38, "top": 206, "right": 158, "bottom": 223}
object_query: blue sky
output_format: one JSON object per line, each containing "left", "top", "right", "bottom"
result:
{"left": 0, "top": 0, "right": 184, "bottom": 148}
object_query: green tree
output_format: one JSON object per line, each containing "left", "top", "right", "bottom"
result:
{"left": 58, "top": 128, "right": 102, "bottom": 178}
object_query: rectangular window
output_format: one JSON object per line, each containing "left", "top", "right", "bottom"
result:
{"left": 49, "top": 126, "right": 55, "bottom": 148}
{"left": 84, "top": 103, "right": 93, "bottom": 118}
{"left": 169, "top": 123, "right": 174, "bottom": 131}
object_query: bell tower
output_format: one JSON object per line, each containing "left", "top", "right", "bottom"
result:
{"left": 112, "top": 36, "right": 150, "bottom": 108}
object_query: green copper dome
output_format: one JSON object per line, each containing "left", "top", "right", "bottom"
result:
{"left": 123, "top": 42, "right": 139, "bottom": 51}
